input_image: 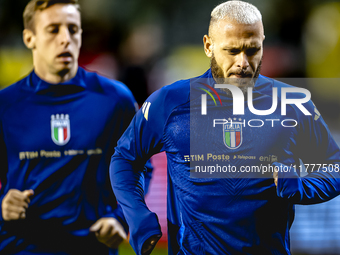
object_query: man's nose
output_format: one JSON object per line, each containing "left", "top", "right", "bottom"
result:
{"left": 59, "top": 26, "right": 71, "bottom": 46}
{"left": 236, "top": 52, "right": 249, "bottom": 70}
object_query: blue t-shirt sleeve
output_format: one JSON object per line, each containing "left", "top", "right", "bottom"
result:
{"left": 276, "top": 101, "right": 340, "bottom": 204}
{"left": 110, "top": 88, "right": 168, "bottom": 255}
{"left": 0, "top": 121, "right": 7, "bottom": 222}
{"left": 100, "top": 80, "right": 138, "bottom": 223}
{"left": 0, "top": 88, "right": 13, "bottom": 223}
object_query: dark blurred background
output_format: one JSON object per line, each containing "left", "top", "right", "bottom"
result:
{"left": 1, "top": 0, "right": 340, "bottom": 254}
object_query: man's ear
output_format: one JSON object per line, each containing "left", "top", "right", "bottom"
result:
{"left": 203, "top": 34, "right": 213, "bottom": 58}
{"left": 23, "top": 29, "right": 36, "bottom": 50}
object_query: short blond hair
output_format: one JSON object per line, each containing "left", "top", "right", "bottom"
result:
{"left": 23, "top": 0, "right": 80, "bottom": 32}
{"left": 209, "top": 1, "right": 262, "bottom": 35}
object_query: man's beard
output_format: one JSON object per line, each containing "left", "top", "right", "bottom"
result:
{"left": 210, "top": 53, "right": 262, "bottom": 95}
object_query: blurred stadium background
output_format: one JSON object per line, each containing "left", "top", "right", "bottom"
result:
{"left": 1, "top": 0, "right": 340, "bottom": 254}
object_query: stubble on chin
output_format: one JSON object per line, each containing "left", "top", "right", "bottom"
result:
{"left": 210, "top": 54, "right": 262, "bottom": 95}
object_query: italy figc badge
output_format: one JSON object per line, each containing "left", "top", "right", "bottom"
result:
{"left": 224, "top": 121, "right": 242, "bottom": 149}
{"left": 51, "top": 114, "right": 70, "bottom": 146}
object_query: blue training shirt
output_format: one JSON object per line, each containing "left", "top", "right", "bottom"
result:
{"left": 0, "top": 67, "right": 140, "bottom": 255}
{"left": 110, "top": 69, "right": 340, "bottom": 255}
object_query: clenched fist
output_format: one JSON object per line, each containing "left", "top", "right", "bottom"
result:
{"left": 2, "top": 189, "right": 34, "bottom": 221}
{"left": 89, "top": 217, "right": 127, "bottom": 249}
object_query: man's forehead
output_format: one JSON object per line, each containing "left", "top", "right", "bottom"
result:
{"left": 212, "top": 18, "right": 264, "bottom": 38}
{"left": 35, "top": 4, "right": 81, "bottom": 26}
{"left": 220, "top": 39, "right": 262, "bottom": 49}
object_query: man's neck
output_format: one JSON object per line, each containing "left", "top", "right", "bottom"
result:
{"left": 34, "top": 66, "right": 78, "bottom": 84}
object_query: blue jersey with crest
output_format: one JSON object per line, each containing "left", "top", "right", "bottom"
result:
{"left": 0, "top": 67, "right": 145, "bottom": 255}
{"left": 110, "top": 69, "right": 340, "bottom": 255}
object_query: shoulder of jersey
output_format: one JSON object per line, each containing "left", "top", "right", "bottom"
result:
{"left": 0, "top": 75, "right": 28, "bottom": 117}
{"left": 256, "top": 74, "right": 307, "bottom": 98}
{"left": 140, "top": 78, "right": 191, "bottom": 122}
{"left": 145, "top": 78, "right": 190, "bottom": 109}
{"left": 80, "top": 67, "right": 135, "bottom": 103}
{"left": 257, "top": 74, "right": 319, "bottom": 120}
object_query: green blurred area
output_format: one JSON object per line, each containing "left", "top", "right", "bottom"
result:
{"left": 119, "top": 241, "right": 167, "bottom": 255}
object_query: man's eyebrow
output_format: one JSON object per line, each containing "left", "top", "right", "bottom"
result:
{"left": 45, "top": 23, "right": 60, "bottom": 28}
{"left": 222, "top": 46, "right": 240, "bottom": 50}
{"left": 222, "top": 44, "right": 261, "bottom": 50}
{"left": 68, "top": 23, "right": 80, "bottom": 27}
{"left": 44, "top": 23, "right": 80, "bottom": 28}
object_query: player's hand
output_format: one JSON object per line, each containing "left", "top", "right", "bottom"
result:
{"left": 273, "top": 167, "right": 278, "bottom": 187}
{"left": 141, "top": 234, "right": 161, "bottom": 255}
{"left": 89, "top": 217, "right": 127, "bottom": 249}
{"left": 1, "top": 189, "right": 34, "bottom": 221}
